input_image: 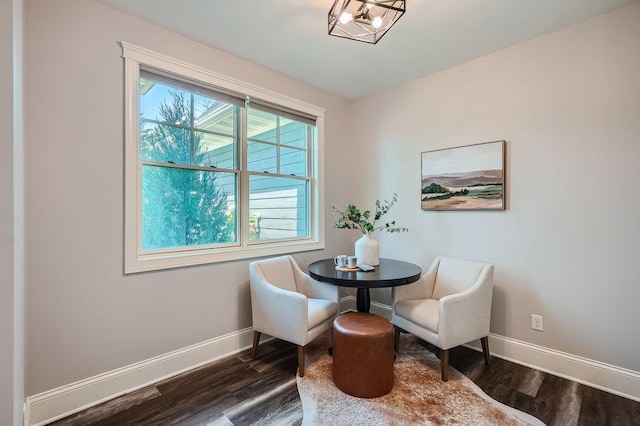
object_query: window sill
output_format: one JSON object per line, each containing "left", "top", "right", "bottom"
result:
{"left": 124, "top": 240, "right": 325, "bottom": 274}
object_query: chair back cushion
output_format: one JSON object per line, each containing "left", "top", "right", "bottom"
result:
{"left": 432, "top": 257, "right": 486, "bottom": 300}
{"left": 254, "top": 256, "right": 297, "bottom": 292}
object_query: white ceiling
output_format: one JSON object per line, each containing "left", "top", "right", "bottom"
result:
{"left": 97, "top": 0, "right": 639, "bottom": 100}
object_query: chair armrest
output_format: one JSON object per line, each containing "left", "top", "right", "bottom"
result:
{"left": 437, "top": 264, "right": 494, "bottom": 348}
{"left": 293, "top": 261, "right": 339, "bottom": 302}
{"left": 392, "top": 257, "right": 439, "bottom": 305}
{"left": 301, "top": 275, "right": 339, "bottom": 302}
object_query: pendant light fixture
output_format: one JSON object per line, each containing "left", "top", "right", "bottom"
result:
{"left": 328, "top": 0, "right": 406, "bottom": 44}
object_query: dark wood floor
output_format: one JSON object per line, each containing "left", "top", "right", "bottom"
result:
{"left": 52, "top": 336, "right": 640, "bottom": 426}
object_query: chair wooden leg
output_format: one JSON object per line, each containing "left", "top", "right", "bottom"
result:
{"left": 481, "top": 336, "right": 491, "bottom": 366}
{"left": 251, "top": 331, "right": 261, "bottom": 358}
{"left": 394, "top": 326, "right": 401, "bottom": 352}
{"left": 440, "top": 349, "right": 449, "bottom": 382}
{"left": 298, "top": 345, "right": 305, "bottom": 377}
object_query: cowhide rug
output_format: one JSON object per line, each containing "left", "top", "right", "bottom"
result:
{"left": 297, "top": 330, "right": 545, "bottom": 425}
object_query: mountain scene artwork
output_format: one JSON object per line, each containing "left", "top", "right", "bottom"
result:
{"left": 421, "top": 141, "right": 505, "bottom": 210}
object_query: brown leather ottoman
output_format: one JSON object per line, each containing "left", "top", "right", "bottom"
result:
{"left": 332, "top": 312, "right": 394, "bottom": 398}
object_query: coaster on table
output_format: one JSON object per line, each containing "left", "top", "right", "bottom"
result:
{"left": 335, "top": 265, "right": 360, "bottom": 272}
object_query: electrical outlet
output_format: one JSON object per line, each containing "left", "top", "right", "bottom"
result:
{"left": 531, "top": 314, "right": 543, "bottom": 331}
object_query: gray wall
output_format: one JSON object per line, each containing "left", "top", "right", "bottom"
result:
{"left": 24, "top": 0, "right": 640, "bottom": 401}
{"left": 25, "top": 0, "right": 353, "bottom": 395}
{"left": 1, "top": 0, "right": 25, "bottom": 423}
{"left": 351, "top": 4, "right": 640, "bottom": 372}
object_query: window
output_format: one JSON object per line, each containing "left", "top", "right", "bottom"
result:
{"left": 122, "top": 42, "right": 325, "bottom": 273}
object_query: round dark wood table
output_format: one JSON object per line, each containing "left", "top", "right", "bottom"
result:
{"left": 308, "top": 258, "right": 422, "bottom": 313}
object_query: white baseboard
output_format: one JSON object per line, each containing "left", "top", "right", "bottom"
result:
{"left": 25, "top": 301, "right": 640, "bottom": 425}
{"left": 339, "top": 296, "right": 391, "bottom": 318}
{"left": 339, "top": 295, "right": 356, "bottom": 313}
{"left": 465, "top": 334, "right": 640, "bottom": 402}
{"left": 343, "top": 297, "right": 640, "bottom": 402}
{"left": 25, "top": 327, "right": 257, "bottom": 426}
{"left": 26, "top": 296, "right": 359, "bottom": 426}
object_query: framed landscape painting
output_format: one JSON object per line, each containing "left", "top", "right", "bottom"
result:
{"left": 421, "top": 140, "right": 506, "bottom": 211}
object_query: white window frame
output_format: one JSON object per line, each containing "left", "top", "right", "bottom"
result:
{"left": 121, "top": 42, "right": 325, "bottom": 273}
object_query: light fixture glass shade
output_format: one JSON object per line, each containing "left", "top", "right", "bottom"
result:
{"left": 328, "top": 0, "right": 406, "bottom": 44}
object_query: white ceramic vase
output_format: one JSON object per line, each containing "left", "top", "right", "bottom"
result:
{"left": 354, "top": 234, "right": 379, "bottom": 266}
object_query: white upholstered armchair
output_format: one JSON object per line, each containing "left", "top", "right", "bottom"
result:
{"left": 392, "top": 256, "right": 494, "bottom": 381}
{"left": 249, "top": 255, "right": 339, "bottom": 377}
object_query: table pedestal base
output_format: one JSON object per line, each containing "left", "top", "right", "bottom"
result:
{"left": 356, "top": 288, "right": 371, "bottom": 313}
